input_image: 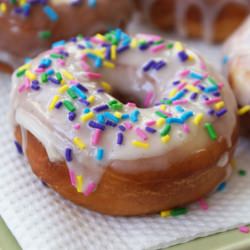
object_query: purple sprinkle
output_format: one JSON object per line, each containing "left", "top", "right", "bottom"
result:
{"left": 94, "top": 104, "right": 109, "bottom": 113}
{"left": 77, "top": 44, "right": 85, "bottom": 49}
{"left": 139, "top": 41, "right": 153, "bottom": 50}
{"left": 208, "top": 109, "right": 215, "bottom": 115}
{"left": 97, "top": 88, "right": 105, "bottom": 93}
{"left": 142, "top": 60, "right": 155, "bottom": 72}
{"left": 145, "top": 127, "right": 156, "bottom": 133}
{"left": 105, "top": 120, "right": 117, "bottom": 127}
{"left": 190, "top": 92, "right": 198, "bottom": 100}
{"left": 178, "top": 51, "right": 189, "bottom": 62}
{"left": 68, "top": 112, "right": 76, "bottom": 121}
{"left": 55, "top": 101, "right": 63, "bottom": 109}
{"left": 14, "top": 141, "right": 23, "bottom": 154}
{"left": 173, "top": 80, "right": 180, "bottom": 86}
{"left": 76, "top": 83, "right": 88, "bottom": 92}
{"left": 117, "top": 133, "right": 123, "bottom": 145}
{"left": 105, "top": 46, "right": 111, "bottom": 60}
{"left": 216, "top": 108, "right": 227, "bottom": 117}
{"left": 154, "top": 61, "right": 166, "bottom": 70}
{"left": 213, "top": 92, "right": 221, "bottom": 97}
{"left": 197, "top": 85, "right": 205, "bottom": 91}
{"left": 65, "top": 148, "right": 72, "bottom": 162}
{"left": 31, "top": 80, "right": 40, "bottom": 90}
{"left": 118, "top": 125, "right": 126, "bottom": 132}
{"left": 117, "top": 45, "right": 129, "bottom": 54}
{"left": 59, "top": 50, "right": 69, "bottom": 57}
{"left": 88, "top": 121, "right": 105, "bottom": 130}
{"left": 48, "top": 77, "right": 60, "bottom": 84}
{"left": 69, "top": 37, "right": 77, "bottom": 42}
{"left": 79, "top": 98, "right": 90, "bottom": 106}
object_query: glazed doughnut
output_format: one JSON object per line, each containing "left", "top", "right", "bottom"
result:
{"left": 223, "top": 16, "right": 250, "bottom": 128}
{"left": 137, "top": 0, "right": 250, "bottom": 43}
{"left": 11, "top": 30, "right": 238, "bottom": 216}
{"left": 0, "top": 0, "right": 134, "bottom": 70}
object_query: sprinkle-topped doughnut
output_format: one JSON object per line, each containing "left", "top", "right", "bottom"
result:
{"left": 11, "top": 29, "right": 238, "bottom": 215}
{"left": 0, "top": 0, "right": 134, "bottom": 69}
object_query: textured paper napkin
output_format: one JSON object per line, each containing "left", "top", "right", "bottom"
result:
{"left": 1, "top": 18, "right": 250, "bottom": 250}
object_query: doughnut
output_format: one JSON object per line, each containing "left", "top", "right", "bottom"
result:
{"left": 137, "top": 0, "right": 250, "bottom": 43}
{"left": 11, "top": 30, "right": 238, "bottom": 216}
{"left": 0, "top": 0, "right": 134, "bottom": 70}
{"left": 223, "top": 16, "right": 250, "bottom": 128}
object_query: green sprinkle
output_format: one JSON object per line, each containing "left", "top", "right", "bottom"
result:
{"left": 160, "top": 124, "right": 171, "bottom": 136}
{"left": 41, "top": 73, "right": 48, "bottom": 83}
{"left": 238, "top": 169, "right": 246, "bottom": 176}
{"left": 207, "top": 76, "right": 217, "bottom": 86}
{"left": 50, "top": 53, "right": 64, "bottom": 59}
{"left": 38, "top": 31, "right": 52, "bottom": 40}
{"left": 170, "top": 207, "right": 188, "bottom": 217}
{"left": 155, "top": 111, "right": 168, "bottom": 119}
{"left": 63, "top": 100, "right": 76, "bottom": 112}
{"left": 55, "top": 72, "right": 62, "bottom": 82}
{"left": 67, "top": 89, "right": 77, "bottom": 99}
{"left": 204, "top": 123, "right": 217, "bottom": 140}
{"left": 154, "top": 39, "right": 164, "bottom": 45}
{"left": 167, "top": 43, "right": 174, "bottom": 49}
{"left": 77, "top": 34, "right": 83, "bottom": 40}
{"left": 108, "top": 100, "right": 118, "bottom": 106}
{"left": 16, "top": 69, "right": 26, "bottom": 77}
{"left": 108, "top": 100, "right": 123, "bottom": 111}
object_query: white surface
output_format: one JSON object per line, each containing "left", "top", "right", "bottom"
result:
{"left": 0, "top": 18, "right": 250, "bottom": 250}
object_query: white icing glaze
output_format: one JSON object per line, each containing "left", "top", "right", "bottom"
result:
{"left": 142, "top": 0, "right": 250, "bottom": 42}
{"left": 10, "top": 32, "right": 237, "bottom": 194}
{"left": 223, "top": 16, "right": 250, "bottom": 106}
{"left": 217, "top": 152, "right": 229, "bottom": 167}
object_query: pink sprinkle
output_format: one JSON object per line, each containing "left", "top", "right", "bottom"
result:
{"left": 52, "top": 47, "right": 64, "bottom": 53}
{"left": 18, "top": 84, "right": 26, "bottom": 93}
{"left": 90, "top": 37, "right": 103, "bottom": 44}
{"left": 35, "top": 67, "right": 45, "bottom": 73}
{"left": 24, "top": 77, "right": 30, "bottom": 89}
{"left": 198, "top": 198, "right": 208, "bottom": 210}
{"left": 172, "top": 99, "right": 188, "bottom": 105}
{"left": 200, "top": 60, "right": 207, "bottom": 70}
{"left": 179, "top": 69, "right": 190, "bottom": 77}
{"left": 70, "top": 80, "right": 78, "bottom": 85}
{"left": 81, "top": 61, "right": 91, "bottom": 71}
{"left": 146, "top": 120, "right": 156, "bottom": 126}
{"left": 124, "top": 121, "right": 133, "bottom": 130}
{"left": 182, "top": 124, "right": 190, "bottom": 133}
{"left": 85, "top": 72, "right": 102, "bottom": 79}
{"left": 192, "top": 80, "right": 201, "bottom": 86}
{"left": 73, "top": 123, "right": 81, "bottom": 130}
{"left": 127, "top": 102, "right": 136, "bottom": 108}
{"left": 84, "top": 182, "right": 96, "bottom": 196}
{"left": 137, "top": 33, "right": 162, "bottom": 42}
{"left": 135, "top": 127, "right": 148, "bottom": 140}
{"left": 91, "top": 129, "right": 102, "bottom": 146}
{"left": 204, "top": 97, "right": 221, "bottom": 105}
{"left": 69, "top": 170, "right": 76, "bottom": 187}
{"left": 143, "top": 91, "right": 154, "bottom": 108}
{"left": 239, "top": 226, "right": 250, "bottom": 234}
{"left": 150, "top": 44, "right": 165, "bottom": 53}
{"left": 218, "top": 82, "right": 224, "bottom": 89}
{"left": 177, "top": 82, "right": 187, "bottom": 91}
{"left": 57, "top": 59, "right": 65, "bottom": 66}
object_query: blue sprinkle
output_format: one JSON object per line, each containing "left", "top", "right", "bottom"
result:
{"left": 130, "top": 110, "right": 140, "bottom": 123}
{"left": 171, "top": 90, "right": 186, "bottom": 101}
{"left": 175, "top": 106, "right": 184, "bottom": 113}
{"left": 121, "top": 114, "right": 129, "bottom": 120}
{"left": 189, "top": 71, "right": 204, "bottom": 80}
{"left": 204, "top": 85, "right": 218, "bottom": 93}
{"left": 95, "top": 57, "right": 102, "bottom": 68}
{"left": 14, "top": 141, "right": 23, "bottom": 155}
{"left": 83, "top": 108, "right": 90, "bottom": 113}
{"left": 181, "top": 111, "right": 194, "bottom": 122}
{"left": 46, "top": 69, "right": 54, "bottom": 75}
{"left": 52, "top": 40, "right": 65, "bottom": 48}
{"left": 216, "top": 182, "right": 226, "bottom": 192}
{"left": 71, "top": 85, "right": 87, "bottom": 99}
{"left": 43, "top": 5, "right": 58, "bottom": 22}
{"left": 167, "top": 117, "right": 183, "bottom": 124}
{"left": 104, "top": 112, "right": 119, "bottom": 123}
{"left": 96, "top": 148, "right": 104, "bottom": 161}
{"left": 97, "top": 114, "right": 105, "bottom": 124}
{"left": 222, "top": 55, "right": 229, "bottom": 65}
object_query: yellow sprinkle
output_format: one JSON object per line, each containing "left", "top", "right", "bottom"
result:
{"left": 114, "top": 112, "right": 122, "bottom": 119}
{"left": 76, "top": 175, "right": 83, "bottom": 193}
{"left": 161, "top": 135, "right": 170, "bottom": 143}
{"left": 58, "top": 85, "right": 69, "bottom": 94}
{"left": 103, "top": 60, "right": 115, "bottom": 68}
{"left": 174, "top": 41, "right": 184, "bottom": 51}
{"left": 156, "top": 118, "right": 165, "bottom": 127}
{"left": 193, "top": 113, "right": 204, "bottom": 126}
{"left": 19, "top": 0, "right": 27, "bottom": 6}
{"left": 130, "top": 38, "right": 138, "bottom": 49}
{"left": 25, "top": 70, "right": 36, "bottom": 81}
{"left": 160, "top": 210, "right": 171, "bottom": 217}
{"left": 237, "top": 105, "right": 250, "bottom": 116}
{"left": 168, "top": 88, "right": 178, "bottom": 98}
{"left": 186, "top": 84, "right": 200, "bottom": 93}
{"left": 101, "top": 81, "right": 112, "bottom": 92}
{"left": 48, "top": 95, "right": 60, "bottom": 110}
{"left": 73, "top": 137, "right": 86, "bottom": 150}
{"left": 214, "top": 101, "right": 225, "bottom": 110}
{"left": 62, "top": 69, "right": 74, "bottom": 80}
{"left": 188, "top": 52, "right": 195, "bottom": 61}
{"left": 0, "top": 3, "right": 7, "bottom": 13}
{"left": 160, "top": 105, "right": 166, "bottom": 111}
{"left": 95, "top": 33, "right": 106, "bottom": 42}
{"left": 17, "top": 63, "right": 31, "bottom": 72}
{"left": 87, "top": 95, "right": 95, "bottom": 104}
{"left": 111, "top": 45, "right": 117, "bottom": 60}
{"left": 60, "top": 79, "right": 66, "bottom": 85}
{"left": 132, "top": 141, "right": 149, "bottom": 149}
{"left": 80, "top": 112, "right": 94, "bottom": 122}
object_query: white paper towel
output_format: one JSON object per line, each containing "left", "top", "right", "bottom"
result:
{"left": 1, "top": 18, "right": 250, "bottom": 250}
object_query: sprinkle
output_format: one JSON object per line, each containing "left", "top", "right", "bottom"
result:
{"left": 80, "top": 112, "right": 95, "bottom": 122}
{"left": 135, "top": 128, "right": 148, "bottom": 140}
{"left": 214, "top": 101, "right": 224, "bottom": 110}
{"left": 216, "top": 182, "right": 226, "bottom": 192}
{"left": 178, "top": 51, "right": 189, "bottom": 62}
{"left": 150, "top": 43, "right": 165, "bottom": 53}
{"left": 160, "top": 210, "right": 171, "bottom": 217}
{"left": 63, "top": 100, "right": 76, "bottom": 112}
{"left": 76, "top": 175, "right": 83, "bottom": 192}
{"left": 14, "top": 141, "right": 23, "bottom": 155}
{"left": 238, "top": 169, "right": 246, "bottom": 176}
{"left": 101, "top": 81, "right": 112, "bottom": 92}
{"left": 238, "top": 105, "right": 250, "bottom": 116}
{"left": 160, "top": 124, "right": 171, "bottom": 136}
{"left": 25, "top": 70, "right": 36, "bottom": 81}
{"left": 143, "top": 60, "right": 155, "bottom": 72}
{"left": 48, "top": 95, "right": 60, "bottom": 110}
{"left": 65, "top": 148, "right": 73, "bottom": 162}
{"left": 87, "top": 95, "right": 95, "bottom": 104}
{"left": 96, "top": 147, "right": 104, "bottom": 161}
{"left": 69, "top": 170, "right": 76, "bottom": 186}
{"left": 182, "top": 123, "right": 190, "bottom": 133}
{"left": 181, "top": 111, "right": 193, "bottom": 122}
{"left": 145, "top": 127, "right": 156, "bottom": 134}
{"left": 58, "top": 85, "right": 69, "bottom": 94}
{"left": 204, "top": 97, "right": 221, "bottom": 105}
{"left": 130, "top": 110, "right": 140, "bottom": 123}
{"left": 73, "top": 137, "right": 86, "bottom": 150}
{"left": 170, "top": 207, "right": 188, "bottom": 216}
{"left": 73, "top": 123, "right": 81, "bottom": 130}
{"left": 132, "top": 141, "right": 149, "bottom": 149}
{"left": 43, "top": 5, "right": 58, "bottom": 22}
{"left": 193, "top": 113, "right": 204, "bottom": 125}
{"left": 94, "top": 104, "right": 109, "bottom": 113}
{"left": 105, "top": 112, "right": 119, "bottom": 123}
{"left": 88, "top": 120, "right": 105, "bottom": 130}
{"left": 67, "top": 88, "right": 78, "bottom": 99}
{"left": 216, "top": 108, "right": 227, "bottom": 117}
{"left": 198, "top": 198, "right": 208, "bottom": 210}
{"left": 156, "top": 118, "right": 165, "bottom": 127}
{"left": 161, "top": 134, "right": 170, "bottom": 143}
{"left": 144, "top": 91, "right": 154, "bottom": 107}
{"left": 39, "top": 31, "right": 52, "bottom": 40}
{"left": 84, "top": 182, "right": 96, "bottom": 196}
{"left": 204, "top": 123, "right": 217, "bottom": 141}
{"left": 124, "top": 121, "right": 133, "bottom": 130}
{"left": 62, "top": 69, "right": 74, "bottom": 80}
{"left": 117, "top": 132, "right": 124, "bottom": 145}
{"left": 239, "top": 226, "right": 250, "bottom": 234}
